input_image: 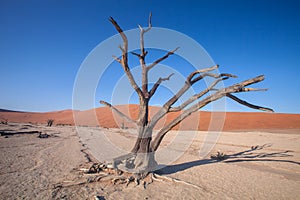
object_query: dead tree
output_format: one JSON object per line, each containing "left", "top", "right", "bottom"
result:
{"left": 47, "top": 119, "right": 54, "bottom": 127}
{"left": 100, "top": 13, "right": 273, "bottom": 173}
{"left": 0, "top": 118, "right": 8, "bottom": 125}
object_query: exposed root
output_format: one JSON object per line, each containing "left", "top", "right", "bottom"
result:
{"left": 150, "top": 173, "right": 163, "bottom": 182}
{"left": 151, "top": 173, "right": 202, "bottom": 189}
{"left": 125, "top": 176, "right": 135, "bottom": 187}
{"left": 73, "top": 162, "right": 152, "bottom": 188}
{"left": 81, "top": 162, "right": 202, "bottom": 190}
{"left": 58, "top": 162, "right": 203, "bottom": 193}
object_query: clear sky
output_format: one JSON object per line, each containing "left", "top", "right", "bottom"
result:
{"left": 0, "top": 0, "right": 299, "bottom": 113}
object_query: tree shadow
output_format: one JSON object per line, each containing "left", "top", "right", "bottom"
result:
{"left": 156, "top": 143, "right": 300, "bottom": 175}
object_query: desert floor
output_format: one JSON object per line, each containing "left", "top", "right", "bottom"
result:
{"left": 0, "top": 123, "right": 299, "bottom": 199}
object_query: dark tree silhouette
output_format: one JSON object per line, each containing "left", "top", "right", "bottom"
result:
{"left": 100, "top": 13, "right": 273, "bottom": 173}
{"left": 47, "top": 119, "right": 54, "bottom": 127}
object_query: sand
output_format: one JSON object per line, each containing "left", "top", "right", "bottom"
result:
{"left": 0, "top": 122, "right": 299, "bottom": 199}
{"left": 1, "top": 105, "right": 300, "bottom": 131}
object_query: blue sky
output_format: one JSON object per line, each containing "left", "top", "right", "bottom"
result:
{"left": 0, "top": 0, "right": 299, "bottom": 113}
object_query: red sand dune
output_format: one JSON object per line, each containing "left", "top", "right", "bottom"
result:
{"left": 1, "top": 105, "right": 300, "bottom": 131}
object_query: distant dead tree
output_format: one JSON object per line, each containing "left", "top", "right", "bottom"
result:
{"left": 47, "top": 119, "right": 54, "bottom": 127}
{"left": 0, "top": 118, "right": 8, "bottom": 125}
{"left": 100, "top": 13, "right": 273, "bottom": 173}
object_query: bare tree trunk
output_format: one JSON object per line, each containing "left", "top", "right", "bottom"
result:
{"left": 131, "top": 127, "right": 157, "bottom": 172}
{"left": 130, "top": 98, "right": 159, "bottom": 172}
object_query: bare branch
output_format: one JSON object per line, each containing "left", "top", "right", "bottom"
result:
{"left": 130, "top": 51, "right": 142, "bottom": 58}
{"left": 100, "top": 100, "right": 137, "bottom": 126}
{"left": 239, "top": 75, "right": 265, "bottom": 87}
{"left": 146, "top": 12, "right": 152, "bottom": 32}
{"left": 109, "top": 17, "right": 127, "bottom": 46}
{"left": 186, "top": 65, "right": 219, "bottom": 81}
{"left": 112, "top": 55, "right": 121, "bottom": 63}
{"left": 191, "top": 72, "right": 237, "bottom": 84}
{"left": 138, "top": 12, "right": 152, "bottom": 32}
{"left": 226, "top": 94, "right": 274, "bottom": 112}
{"left": 149, "top": 73, "right": 174, "bottom": 98}
{"left": 109, "top": 17, "right": 144, "bottom": 99}
{"left": 237, "top": 88, "right": 268, "bottom": 92}
{"left": 118, "top": 45, "right": 125, "bottom": 52}
{"left": 149, "top": 65, "right": 226, "bottom": 129}
{"left": 211, "top": 87, "right": 268, "bottom": 92}
{"left": 170, "top": 81, "right": 269, "bottom": 113}
{"left": 147, "top": 47, "right": 180, "bottom": 71}
{"left": 150, "top": 75, "right": 271, "bottom": 151}
{"left": 169, "top": 77, "right": 228, "bottom": 112}
{"left": 138, "top": 24, "right": 143, "bottom": 30}
{"left": 138, "top": 12, "right": 153, "bottom": 57}
{"left": 132, "top": 12, "right": 154, "bottom": 101}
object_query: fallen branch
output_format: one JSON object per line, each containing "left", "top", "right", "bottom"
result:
{"left": 0, "top": 130, "right": 41, "bottom": 136}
